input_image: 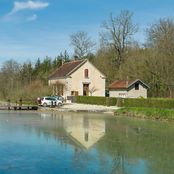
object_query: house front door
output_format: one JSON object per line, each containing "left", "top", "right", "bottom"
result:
{"left": 83, "top": 83, "right": 89, "bottom": 96}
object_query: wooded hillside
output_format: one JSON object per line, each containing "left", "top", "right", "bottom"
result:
{"left": 1, "top": 11, "right": 174, "bottom": 100}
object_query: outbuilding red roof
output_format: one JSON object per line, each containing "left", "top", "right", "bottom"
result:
{"left": 109, "top": 80, "right": 136, "bottom": 89}
{"left": 109, "top": 79, "right": 150, "bottom": 90}
{"left": 49, "top": 60, "right": 85, "bottom": 79}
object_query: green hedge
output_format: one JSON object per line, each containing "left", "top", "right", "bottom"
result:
{"left": 75, "top": 96, "right": 117, "bottom": 106}
{"left": 124, "top": 98, "right": 174, "bottom": 109}
{"left": 74, "top": 96, "right": 174, "bottom": 109}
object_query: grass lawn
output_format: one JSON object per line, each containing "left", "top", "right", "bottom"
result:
{"left": 115, "top": 107, "right": 174, "bottom": 121}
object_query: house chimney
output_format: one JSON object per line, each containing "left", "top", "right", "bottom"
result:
{"left": 74, "top": 55, "right": 78, "bottom": 61}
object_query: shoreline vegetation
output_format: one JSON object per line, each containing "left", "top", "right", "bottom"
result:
{"left": 74, "top": 97, "right": 174, "bottom": 121}
{"left": 115, "top": 107, "right": 174, "bottom": 121}
{"left": 2, "top": 96, "right": 174, "bottom": 122}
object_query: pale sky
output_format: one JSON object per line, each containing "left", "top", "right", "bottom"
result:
{"left": 0, "top": 0, "right": 174, "bottom": 65}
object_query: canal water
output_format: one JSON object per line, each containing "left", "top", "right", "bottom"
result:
{"left": 0, "top": 111, "right": 173, "bottom": 174}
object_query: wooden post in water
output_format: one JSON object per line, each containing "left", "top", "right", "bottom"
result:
{"left": 14, "top": 100, "right": 18, "bottom": 110}
{"left": 19, "top": 98, "right": 22, "bottom": 110}
{"left": 7, "top": 99, "right": 11, "bottom": 110}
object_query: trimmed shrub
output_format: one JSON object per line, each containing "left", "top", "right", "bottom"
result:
{"left": 123, "top": 98, "right": 174, "bottom": 109}
{"left": 76, "top": 96, "right": 106, "bottom": 105}
{"left": 75, "top": 97, "right": 174, "bottom": 108}
{"left": 106, "top": 97, "right": 118, "bottom": 106}
{"left": 75, "top": 96, "right": 117, "bottom": 106}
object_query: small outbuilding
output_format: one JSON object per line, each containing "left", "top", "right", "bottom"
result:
{"left": 108, "top": 79, "right": 149, "bottom": 98}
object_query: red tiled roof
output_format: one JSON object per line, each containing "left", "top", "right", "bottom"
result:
{"left": 109, "top": 80, "right": 137, "bottom": 89}
{"left": 49, "top": 60, "right": 84, "bottom": 79}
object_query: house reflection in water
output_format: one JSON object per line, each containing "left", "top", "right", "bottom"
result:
{"left": 63, "top": 115, "right": 105, "bottom": 150}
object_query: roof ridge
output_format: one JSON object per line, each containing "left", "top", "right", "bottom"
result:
{"left": 109, "top": 79, "right": 149, "bottom": 89}
{"left": 63, "top": 59, "right": 83, "bottom": 65}
{"left": 49, "top": 59, "right": 86, "bottom": 79}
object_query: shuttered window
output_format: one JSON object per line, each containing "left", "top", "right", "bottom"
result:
{"left": 84, "top": 69, "right": 89, "bottom": 78}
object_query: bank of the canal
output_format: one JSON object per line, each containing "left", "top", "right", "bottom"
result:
{"left": 115, "top": 107, "right": 174, "bottom": 121}
{"left": 2, "top": 99, "right": 174, "bottom": 121}
{"left": 39, "top": 103, "right": 119, "bottom": 115}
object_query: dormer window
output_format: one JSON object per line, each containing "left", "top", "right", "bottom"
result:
{"left": 84, "top": 69, "right": 89, "bottom": 78}
{"left": 135, "top": 83, "right": 139, "bottom": 90}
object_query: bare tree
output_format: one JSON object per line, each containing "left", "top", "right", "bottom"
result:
{"left": 147, "top": 18, "right": 174, "bottom": 56}
{"left": 146, "top": 18, "right": 174, "bottom": 97}
{"left": 70, "top": 31, "right": 95, "bottom": 59}
{"left": 0, "top": 60, "right": 20, "bottom": 91}
{"left": 88, "top": 86, "right": 98, "bottom": 96}
{"left": 101, "top": 10, "right": 138, "bottom": 68}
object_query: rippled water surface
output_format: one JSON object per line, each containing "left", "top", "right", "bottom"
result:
{"left": 0, "top": 111, "right": 174, "bottom": 174}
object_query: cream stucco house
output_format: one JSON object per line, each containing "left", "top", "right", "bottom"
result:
{"left": 109, "top": 79, "right": 149, "bottom": 98}
{"left": 48, "top": 59, "right": 106, "bottom": 98}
